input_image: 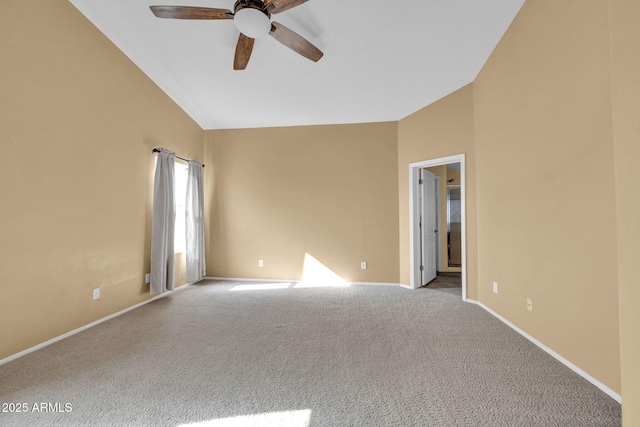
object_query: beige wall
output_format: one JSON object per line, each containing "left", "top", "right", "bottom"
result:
{"left": 473, "top": 0, "right": 620, "bottom": 393}
{"left": 204, "top": 123, "right": 399, "bottom": 283}
{"left": 397, "top": 84, "right": 478, "bottom": 299}
{"left": 0, "top": 0, "right": 203, "bottom": 360}
{"left": 610, "top": 0, "right": 640, "bottom": 424}
{"left": 446, "top": 169, "right": 461, "bottom": 186}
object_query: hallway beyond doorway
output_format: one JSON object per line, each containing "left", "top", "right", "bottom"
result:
{"left": 425, "top": 272, "right": 461, "bottom": 289}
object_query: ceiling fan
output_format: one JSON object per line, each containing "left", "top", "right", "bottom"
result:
{"left": 150, "top": 0, "right": 323, "bottom": 70}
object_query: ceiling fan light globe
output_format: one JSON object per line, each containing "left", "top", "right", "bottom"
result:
{"left": 234, "top": 8, "right": 271, "bottom": 38}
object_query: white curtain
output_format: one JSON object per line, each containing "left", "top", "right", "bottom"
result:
{"left": 150, "top": 149, "right": 176, "bottom": 295}
{"left": 185, "top": 160, "right": 206, "bottom": 282}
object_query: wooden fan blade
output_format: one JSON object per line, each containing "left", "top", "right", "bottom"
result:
{"left": 267, "top": 0, "right": 308, "bottom": 14}
{"left": 269, "top": 22, "right": 323, "bottom": 62}
{"left": 234, "top": 33, "right": 255, "bottom": 70}
{"left": 150, "top": 6, "right": 233, "bottom": 20}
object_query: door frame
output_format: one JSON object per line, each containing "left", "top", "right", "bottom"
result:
{"left": 409, "top": 154, "right": 467, "bottom": 301}
{"left": 434, "top": 176, "right": 441, "bottom": 273}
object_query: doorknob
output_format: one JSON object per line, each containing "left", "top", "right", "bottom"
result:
{"left": 434, "top": 229, "right": 438, "bottom": 233}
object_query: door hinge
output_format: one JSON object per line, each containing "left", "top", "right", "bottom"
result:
{"left": 420, "top": 265, "right": 424, "bottom": 271}
{"left": 419, "top": 178, "right": 424, "bottom": 185}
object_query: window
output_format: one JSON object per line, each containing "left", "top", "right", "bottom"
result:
{"left": 174, "top": 162, "right": 188, "bottom": 253}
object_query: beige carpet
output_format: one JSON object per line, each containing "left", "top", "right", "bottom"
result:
{"left": 0, "top": 280, "right": 621, "bottom": 426}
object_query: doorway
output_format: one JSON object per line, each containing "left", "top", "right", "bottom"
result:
{"left": 409, "top": 154, "right": 467, "bottom": 301}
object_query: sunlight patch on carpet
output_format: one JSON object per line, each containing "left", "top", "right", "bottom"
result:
{"left": 176, "top": 409, "right": 311, "bottom": 427}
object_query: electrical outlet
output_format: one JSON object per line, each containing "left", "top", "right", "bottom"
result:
{"left": 493, "top": 281, "right": 498, "bottom": 294}
{"left": 258, "top": 259, "right": 264, "bottom": 267}
{"left": 92, "top": 288, "right": 100, "bottom": 300}
{"left": 361, "top": 261, "right": 367, "bottom": 270}
{"left": 145, "top": 273, "right": 150, "bottom": 284}
{"left": 527, "top": 298, "right": 533, "bottom": 312}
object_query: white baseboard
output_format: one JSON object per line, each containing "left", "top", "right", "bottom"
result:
{"left": 466, "top": 299, "right": 621, "bottom": 404}
{"left": 0, "top": 280, "right": 200, "bottom": 367}
{"left": 204, "top": 277, "right": 410, "bottom": 289}
{"left": 204, "top": 276, "right": 299, "bottom": 283}
{"left": 350, "top": 281, "right": 414, "bottom": 289}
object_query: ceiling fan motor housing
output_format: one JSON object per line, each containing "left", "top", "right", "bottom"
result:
{"left": 233, "top": 0, "right": 272, "bottom": 38}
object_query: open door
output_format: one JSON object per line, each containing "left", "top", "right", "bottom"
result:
{"left": 420, "top": 169, "right": 438, "bottom": 286}
{"left": 410, "top": 154, "right": 466, "bottom": 299}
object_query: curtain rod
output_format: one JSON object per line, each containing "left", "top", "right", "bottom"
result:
{"left": 152, "top": 148, "right": 205, "bottom": 167}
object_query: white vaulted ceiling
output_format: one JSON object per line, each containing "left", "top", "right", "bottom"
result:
{"left": 69, "top": 0, "right": 525, "bottom": 130}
